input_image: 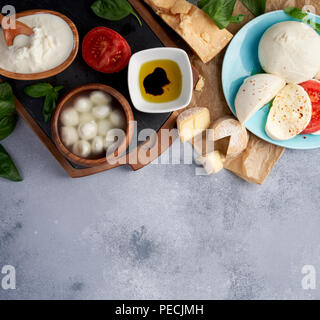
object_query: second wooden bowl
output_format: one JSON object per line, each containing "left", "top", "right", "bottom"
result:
{"left": 51, "top": 84, "right": 135, "bottom": 168}
{"left": 0, "top": 9, "right": 79, "bottom": 80}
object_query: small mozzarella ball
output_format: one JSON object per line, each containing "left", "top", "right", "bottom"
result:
{"left": 98, "top": 119, "right": 114, "bottom": 136}
{"left": 60, "top": 108, "right": 79, "bottom": 127}
{"left": 72, "top": 140, "right": 91, "bottom": 158}
{"left": 105, "top": 131, "right": 117, "bottom": 149}
{"left": 74, "top": 97, "right": 92, "bottom": 113}
{"left": 78, "top": 120, "right": 98, "bottom": 140}
{"left": 110, "top": 109, "right": 126, "bottom": 128}
{"left": 60, "top": 126, "right": 79, "bottom": 147}
{"left": 91, "top": 136, "right": 105, "bottom": 155}
{"left": 90, "top": 91, "right": 112, "bottom": 106}
{"left": 79, "top": 112, "right": 95, "bottom": 123}
{"left": 92, "top": 105, "right": 112, "bottom": 119}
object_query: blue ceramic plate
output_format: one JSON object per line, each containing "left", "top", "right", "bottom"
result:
{"left": 222, "top": 10, "right": 320, "bottom": 149}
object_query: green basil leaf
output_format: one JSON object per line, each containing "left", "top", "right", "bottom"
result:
{"left": 240, "top": 0, "right": 266, "bottom": 17}
{"left": 0, "top": 82, "right": 13, "bottom": 100}
{"left": 54, "top": 85, "right": 64, "bottom": 93}
{"left": 0, "top": 114, "right": 17, "bottom": 141}
{"left": 0, "top": 143, "right": 22, "bottom": 182}
{"left": 0, "top": 82, "right": 15, "bottom": 118}
{"left": 43, "top": 92, "right": 56, "bottom": 123}
{"left": 284, "top": 7, "right": 308, "bottom": 20}
{"left": 198, "top": 0, "right": 239, "bottom": 29}
{"left": 24, "top": 83, "right": 53, "bottom": 98}
{"left": 284, "top": 7, "right": 320, "bottom": 33}
{"left": 91, "top": 0, "right": 142, "bottom": 26}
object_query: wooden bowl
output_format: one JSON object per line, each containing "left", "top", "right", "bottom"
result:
{"left": 51, "top": 84, "right": 135, "bottom": 168}
{"left": 0, "top": 10, "right": 79, "bottom": 80}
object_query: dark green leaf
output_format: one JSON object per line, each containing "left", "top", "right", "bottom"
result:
{"left": 284, "top": 7, "right": 320, "bottom": 33}
{"left": 0, "top": 143, "right": 22, "bottom": 182}
{"left": 284, "top": 7, "right": 308, "bottom": 20}
{"left": 0, "top": 114, "right": 16, "bottom": 141}
{"left": 240, "top": 0, "right": 266, "bottom": 17}
{"left": 54, "top": 86, "right": 64, "bottom": 93}
{"left": 24, "top": 83, "right": 53, "bottom": 98}
{"left": 0, "top": 82, "right": 13, "bottom": 100}
{"left": 43, "top": 92, "right": 56, "bottom": 123}
{"left": 94, "top": 0, "right": 142, "bottom": 26}
{"left": 0, "top": 82, "right": 15, "bottom": 118}
{"left": 198, "top": 0, "right": 239, "bottom": 29}
{"left": 91, "top": 0, "right": 142, "bottom": 26}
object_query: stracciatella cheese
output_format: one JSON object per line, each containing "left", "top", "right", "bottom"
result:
{"left": 0, "top": 14, "right": 74, "bottom": 73}
{"left": 259, "top": 21, "right": 320, "bottom": 84}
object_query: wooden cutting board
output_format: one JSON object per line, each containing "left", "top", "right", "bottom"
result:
{"left": 6, "top": 0, "right": 183, "bottom": 178}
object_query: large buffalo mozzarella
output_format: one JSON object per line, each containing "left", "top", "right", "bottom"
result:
{"left": 259, "top": 21, "right": 320, "bottom": 83}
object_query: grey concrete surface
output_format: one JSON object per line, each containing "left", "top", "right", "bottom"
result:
{"left": 1, "top": 117, "right": 320, "bottom": 300}
{"left": 1, "top": 0, "right": 320, "bottom": 300}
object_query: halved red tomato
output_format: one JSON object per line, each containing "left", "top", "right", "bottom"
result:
{"left": 82, "top": 27, "right": 131, "bottom": 74}
{"left": 300, "top": 80, "right": 320, "bottom": 134}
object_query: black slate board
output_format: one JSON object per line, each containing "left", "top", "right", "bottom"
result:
{"left": 4, "top": 0, "right": 171, "bottom": 169}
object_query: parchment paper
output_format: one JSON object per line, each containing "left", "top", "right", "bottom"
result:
{"left": 189, "top": 0, "right": 318, "bottom": 184}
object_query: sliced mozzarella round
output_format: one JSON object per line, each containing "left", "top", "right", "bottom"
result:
{"left": 60, "top": 126, "right": 79, "bottom": 147}
{"left": 74, "top": 97, "right": 93, "bottom": 113}
{"left": 78, "top": 120, "right": 98, "bottom": 140}
{"left": 265, "top": 84, "right": 312, "bottom": 141}
{"left": 60, "top": 108, "right": 79, "bottom": 127}
{"left": 90, "top": 91, "right": 112, "bottom": 106}
{"left": 92, "top": 105, "right": 112, "bottom": 119}
{"left": 235, "top": 74, "right": 286, "bottom": 124}
{"left": 109, "top": 109, "right": 126, "bottom": 128}
{"left": 72, "top": 140, "right": 91, "bottom": 158}
{"left": 98, "top": 119, "right": 114, "bottom": 136}
{"left": 91, "top": 136, "right": 105, "bottom": 155}
{"left": 79, "top": 112, "right": 95, "bottom": 123}
{"left": 259, "top": 21, "right": 320, "bottom": 83}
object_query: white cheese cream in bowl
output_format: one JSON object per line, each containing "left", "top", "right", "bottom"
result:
{"left": 0, "top": 10, "right": 79, "bottom": 80}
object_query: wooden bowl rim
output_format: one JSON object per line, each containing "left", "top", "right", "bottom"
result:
{"left": 51, "top": 83, "right": 135, "bottom": 168}
{"left": 0, "top": 9, "right": 79, "bottom": 80}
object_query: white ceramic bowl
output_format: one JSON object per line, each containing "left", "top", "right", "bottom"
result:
{"left": 128, "top": 48, "right": 193, "bottom": 113}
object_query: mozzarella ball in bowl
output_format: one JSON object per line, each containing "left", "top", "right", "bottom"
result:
{"left": 90, "top": 91, "right": 112, "bottom": 106}
{"left": 110, "top": 109, "right": 126, "bottom": 128}
{"left": 74, "top": 96, "right": 93, "bottom": 113}
{"left": 259, "top": 21, "right": 320, "bottom": 83}
{"left": 92, "top": 105, "right": 111, "bottom": 119}
{"left": 60, "top": 126, "right": 79, "bottom": 147}
{"left": 98, "top": 119, "right": 114, "bottom": 136}
{"left": 79, "top": 112, "right": 95, "bottom": 123}
{"left": 78, "top": 120, "right": 98, "bottom": 140}
{"left": 60, "top": 108, "right": 79, "bottom": 126}
{"left": 72, "top": 140, "right": 91, "bottom": 158}
{"left": 91, "top": 136, "right": 105, "bottom": 155}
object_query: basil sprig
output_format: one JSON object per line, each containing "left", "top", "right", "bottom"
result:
{"left": 197, "top": 0, "right": 244, "bottom": 29}
{"left": 91, "top": 0, "right": 142, "bottom": 26}
{"left": 24, "top": 83, "right": 64, "bottom": 123}
{"left": 285, "top": 7, "right": 320, "bottom": 33}
{"left": 198, "top": 0, "right": 267, "bottom": 29}
{"left": 0, "top": 144, "right": 22, "bottom": 182}
{"left": 241, "top": 0, "right": 266, "bottom": 17}
{"left": 0, "top": 82, "right": 22, "bottom": 182}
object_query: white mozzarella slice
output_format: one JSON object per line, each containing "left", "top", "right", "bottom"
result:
{"left": 265, "top": 84, "right": 312, "bottom": 141}
{"left": 235, "top": 74, "right": 286, "bottom": 124}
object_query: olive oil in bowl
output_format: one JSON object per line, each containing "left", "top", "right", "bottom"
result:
{"left": 139, "top": 59, "right": 182, "bottom": 103}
